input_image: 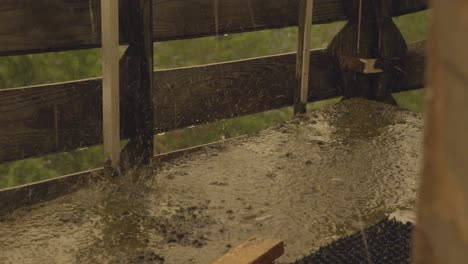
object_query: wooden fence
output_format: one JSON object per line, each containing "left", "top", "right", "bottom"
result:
{"left": 0, "top": 0, "right": 428, "bottom": 166}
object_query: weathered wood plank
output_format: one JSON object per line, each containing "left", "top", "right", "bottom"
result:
{"left": 0, "top": 135, "right": 241, "bottom": 215}
{"left": 0, "top": 41, "right": 425, "bottom": 163}
{"left": 391, "top": 0, "right": 428, "bottom": 16}
{"left": 213, "top": 237, "right": 284, "bottom": 264}
{"left": 0, "top": 48, "right": 337, "bottom": 162}
{"left": 152, "top": 0, "right": 347, "bottom": 42}
{"left": 0, "top": 0, "right": 102, "bottom": 56}
{"left": 328, "top": 0, "right": 409, "bottom": 104}
{"left": 295, "top": 0, "right": 314, "bottom": 115}
{"left": 391, "top": 40, "right": 426, "bottom": 93}
{"left": 101, "top": 0, "right": 121, "bottom": 168}
{"left": 0, "top": 168, "right": 102, "bottom": 215}
{"left": 119, "top": 0, "right": 154, "bottom": 165}
{"left": 0, "top": 79, "right": 104, "bottom": 163}
{"left": 0, "top": 0, "right": 428, "bottom": 56}
{"left": 153, "top": 49, "right": 339, "bottom": 133}
{"left": 413, "top": 1, "right": 468, "bottom": 263}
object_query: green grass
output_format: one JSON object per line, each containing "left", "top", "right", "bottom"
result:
{"left": 394, "top": 89, "right": 425, "bottom": 112}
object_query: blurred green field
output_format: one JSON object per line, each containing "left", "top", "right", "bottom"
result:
{"left": 0, "top": 11, "right": 428, "bottom": 188}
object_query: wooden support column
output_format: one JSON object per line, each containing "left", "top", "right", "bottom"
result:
{"left": 327, "top": 0, "right": 406, "bottom": 104}
{"left": 120, "top": 0, "right": 154, "bottom": 166}
{"left": 413, "top": 1, "right": 468, "bottom": 263}
{"left": 327, "top": 0, "right": 377, "bottom": 101}
{"left": 101, "top": 0, "right": 121, "bottom": 168}
{"left": 295, "top": 0, "right": 314, "bottom": 115}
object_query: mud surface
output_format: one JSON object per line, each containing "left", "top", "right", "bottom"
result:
{"left": 0, "top": 99, "right": 423, "bottom": 263}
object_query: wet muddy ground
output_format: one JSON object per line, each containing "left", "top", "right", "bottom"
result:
{"left": 0, "top": 99, "right": 423, "bottom": 264}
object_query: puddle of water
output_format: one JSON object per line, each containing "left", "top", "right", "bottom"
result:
{"left": 0, "top": 99, "right": 423, "bottom": 264}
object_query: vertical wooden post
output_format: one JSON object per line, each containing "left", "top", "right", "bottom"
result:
{"left": 295, "top": 0, "right": 313, "bottom": 115}
{"left": 120, "top": 0, "right": 154, "bottom": 166}
{"left": 413, "top": 1, "right": 468, "bottom": 263}
{"left": 326, "top": 0, "right": 405, "bottom": 105}
{"left": 101, "top": 0, "right": 120, "bottom": 168}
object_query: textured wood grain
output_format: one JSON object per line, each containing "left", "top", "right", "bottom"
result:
{"left": 0, "top": 169, "right": 102, "bottom": 215}
{"left": 0, "top": 0, "right": 428, "bottom": 56}
{"left": 153, "top": 49, "right": 339, "bottom": 133}
{"left": 295, "top": 0, "right": 307, "bottom": 114}
{"left": 413, "top": 1, "right": 468, "bottom": 263}
{"left": 294, "top": 0, "right": 314, "bottom": 115}
{"left": 0, "top": 0, "right": 102, "bottom": 56}
{"left": 393, "top": 40, "right": 426, "bottom": 93}
{"left": 0, "top": 79, "right": 104, "bottom": 163}
{"left": 0, "top": 42, "right": 425, "bottom": 163}
{"left": 391, "top": 0, "right": 428, "bottom": 16}
{"left": 119, "top": 0, "right": 154, "bottom": 165}
{"left": 327, "top": 0, "right": 409, "bottom": 104}
{"left": 152, "top": 0, "right": 346, "bottom": 42}
{"left": 0, "top": 49, "right": 338, "bottom": 162}
{"left": 0, "top": 135, "right": 244, "bottom": 214}
{"left": 213, "top": 237, "right": 284, "bottom": 264}
{"left": 101, "top": 0, "right": 121, "bottom": 167}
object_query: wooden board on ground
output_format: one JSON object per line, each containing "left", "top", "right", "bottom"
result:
{"left": 213, "top": 237, "right": 284, "bottom": 264}
{"left": 0, "top": 0, "right": 428, "bottom": 56}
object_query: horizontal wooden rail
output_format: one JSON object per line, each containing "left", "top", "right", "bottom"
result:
{"left": 0, "top": 48, "right": 336, "bottom": 162}
{"left": 0, "top": 0, "right": 428, "bottom": 56}
{"left": 0, "top": 79, "right": 104, "bottom": 163}
{"left": 394, "top": 40, "right": 426, "bottom": 93}
{"left": 0, "top": 135, "right": 243, "bottom": 215}
{"left": 0, "top": 168, "right": 102, "bottom": 215}
{"left": 0, "top": 41, "right": 425, "bottom": 163}
{"left": 153, "top": 49, "right": 339, "bottom": 132}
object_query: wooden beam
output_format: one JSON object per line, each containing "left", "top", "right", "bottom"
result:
{"left": 295, "top": 0, "right": 314, "bottom": 114}
{"left": 295, "top": 0, "right": 306, "bottom": 114}
{"left": 391, "top": 0, "right": 428, "bottom": 16}
{"left": 2, "top": 41, "right": 425, "bottom": 163}
{"left": 327, "top": 0, "right": 380, "bottom": 101}
{"left": 153, "top": 49, "right": 339, "bottom": 132}
{"left": 0, "top": 79, "right": 104, "bottom": 163}
{"left": 0, "top": 135, "right": 243, "bottom": 215}
{"left": 327, "top": 0, "right": 409, "bottom": 104}
{"left": 152, "top": 0, "right": 346, "bottom": 42}
{"left": 300, "top": 0, "right": 314, "bottom": 108}
{"left": 296, "top": 0, "right": 306, "bottom": 82}
{"left": 412, "top": 1, "right": 468, "bottom": 263}
{"left": 101, "top": 0, "right": 120, "bottom": 168}
{"left": 0, "top": 0, "right": 428, "bottom": 56}
{"left": 0, "top": 48, "right": 340, "bottom": 163}
{"left": 212, "top": 237, "right": 284, "bottom": 264}
{"left": 0, "top": 169, "right": 102, "bottom": 215}
{"left": 119, "top": 0, "right": 154, "bottom": 166}
{"left": 394, "top": 40, "right": 426, "bottom": 93}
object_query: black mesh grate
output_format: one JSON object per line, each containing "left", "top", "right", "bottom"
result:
{"left": 293, "top": 219, "right": 413, "bottom": 264}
